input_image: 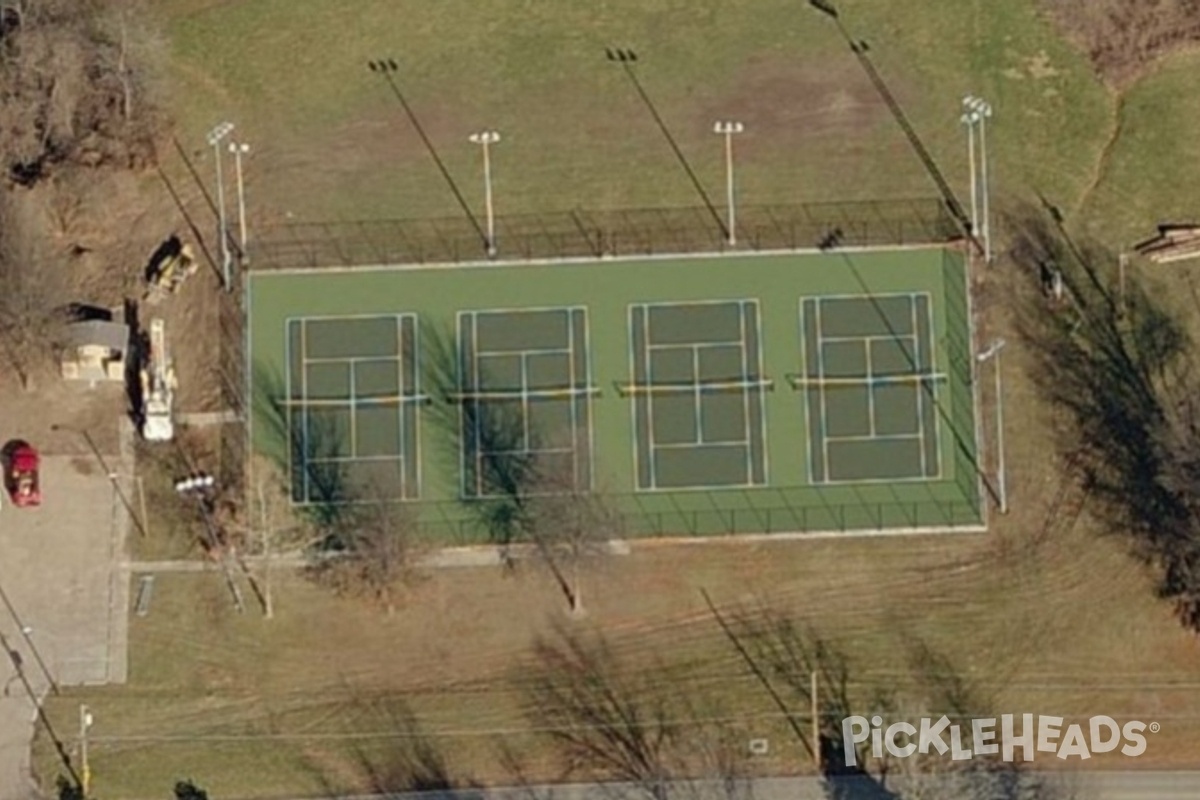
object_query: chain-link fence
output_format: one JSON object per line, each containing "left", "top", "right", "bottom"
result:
{"left": 252, "top": 198, "right": 959, "bottom": 270}
{"left": 217, "top": 284, "right": 246, "bottom": 496}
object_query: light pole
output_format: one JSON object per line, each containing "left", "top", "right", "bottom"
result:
{"left": 965, "top": 96, "right": 993, "bottom": 262}
{"left": 228, "top": 140, "right": 250, "bottom": 264}
{"left": 713, "top": 121, "right": 744, "bottom": 247}
{"left": 961, "top": 99, "right": 979, "bottom": 240}
{"left": 468, "top": 130, "right": 501, "bottom": 258}
{"left": 80, "top": 704, "right": 93, "bottom": 796}
{"left": 977, "top": 338, "right": 1008, "bottom": 514}
{"left": 206, "top": 122, "right": 235, "bottom": 290}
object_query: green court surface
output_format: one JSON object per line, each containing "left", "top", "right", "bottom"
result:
{"left": 248, "top": 248, "right": 982, "bottom": 540}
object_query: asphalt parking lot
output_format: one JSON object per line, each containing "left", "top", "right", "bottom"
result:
{"left": 0, "top": 453, "right": 130, "bottom": 799}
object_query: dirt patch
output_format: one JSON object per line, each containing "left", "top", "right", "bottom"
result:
{"left": 1039, "top": 0, "right": 1200, "bottom": 85}
{"left": 694, "top": 55, "right": 887, "bottom": 157}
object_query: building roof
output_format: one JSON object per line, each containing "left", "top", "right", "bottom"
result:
{"left": 66, "top": 319, "right": 130, "bottom": 352}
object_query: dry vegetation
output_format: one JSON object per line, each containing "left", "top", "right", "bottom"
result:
{"left": 1039, "top": 0, "right": 1200, "bottom": 85}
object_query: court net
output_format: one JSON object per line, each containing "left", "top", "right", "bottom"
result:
{"left": 614, "top": 378, "right": 775, "bottom": 397}
{"left": 786, "top": 372, "right": 948, "bottom": 390}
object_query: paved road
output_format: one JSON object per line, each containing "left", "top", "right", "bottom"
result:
{"left": 264, "top": 771, "right": 1200, "bottom": 800}
{"left": 0, "top": 449, "right": 131, "bottom": 800}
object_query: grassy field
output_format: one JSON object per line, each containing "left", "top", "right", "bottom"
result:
{"left": 32, "top": 0, "right": 1200, "bottom": 796}
{"left": 34, "top": 522, "right": 1200, "bottom": 798}
{"left": 157, "top": 0, "right": 1116, "bottom": 232}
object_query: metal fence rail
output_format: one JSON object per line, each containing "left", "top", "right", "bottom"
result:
{"left": 252, "top": 198, "right": 960, "bottom": 270}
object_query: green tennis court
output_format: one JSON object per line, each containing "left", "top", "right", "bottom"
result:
{"left": 798, "top": 293, "right": 941, "bottom": 483}
{"left": 249, "top": 248, "right": 983, "bottom": 539}
{"left": 286, "top": 314, "right": 422, "bottom": 502}
{"left": 625, "top": 300, "right": 767, "bottom": 490}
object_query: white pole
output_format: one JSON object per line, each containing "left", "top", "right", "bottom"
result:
{"left": 962, "top": 110, "right": 978, "bottom": 239}
{"left": 725, "top": 128, "right": 735, "bottom": 246}
{"left": 214, "top": 139, "right": 230, "bottom": 285}
{"left": 231, "top": 142, "right": 249, "bottom": 263}
{"left": 470, "top": 131, "right": 499, "bottom": 257}
{"left": 482, "top": 137, "right": 495, "bottom": 257}
{"left": 207, "top": 121, "right": 234, "bottom": 291}
{"left": 994, "top": 343, "right": 1006, "bottom": 513}
{"left": 978, "top": 109, "right": 991, "bottom": 263}
{"left": 713, "top": 121, "right": 743, "bottom": 247}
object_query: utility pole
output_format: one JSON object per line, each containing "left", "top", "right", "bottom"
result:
{"left": 229, "top": 140, "right": 250, "bottom": 264}
{"left": 977, "top": 339, "right": 1008, "bottom": 514}
{"left": 80, "top": 705, "right": 93, "bottom": 797}
{"left": 206, "top": 121, "right": 235, "bottom": 290}
{"left": 713, "top": 121, "right": 744, "bottom": 247}
{"left": 469, "top": 130, "right": 501, "bottom": 257}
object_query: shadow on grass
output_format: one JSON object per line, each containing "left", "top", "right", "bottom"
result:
{"left": 1007, "top": 202, "right": 1200, "bottom": 631}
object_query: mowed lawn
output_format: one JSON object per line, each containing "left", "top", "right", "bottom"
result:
{"left": 158, "top": 0, "right": 1114, "bottom": 231}
{"left": 34, "top": 522, "right": 1200, "bottom": 798}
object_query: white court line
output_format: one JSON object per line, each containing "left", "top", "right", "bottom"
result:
{"left": 753, "top": 298, "right": 770, "bottom": 486}
{"left": 300, "top": 319, "right": 310, "bottom": 501}
{"left": 865, "top": 338, "right": 875, "bottom": 437}
{"left": 626, "top": 304, "right": 643, "bottom": 490}
{"left": 567, "top": 307, "right": 579, "bottom": 490}
{"left": 817, "top": 333, "right": 918, "bottom": 344}
{"left": 581, "top": 308, "right": 596, "bottom": 491}
{"left": 921, "top": 293, "right": 945, "bottom": 480}
{"left": 471, "top": 311, "right": 484, "bottom": 496}
{"left": 644, "top": 307, "right": 660, "bottom": 489}
{"left": 738, "top": 303, "right": 751, "bottom": 481}
{"left": 348, "top": 361, "right": 358, "bottom": 459}
{"left": 691, "top": 346, "right": 703, "bottom": 445}
{"left": 476, "top": 345, "right": 572, "bottom": 357}
{"left": 284, "top": 318, "right": 295, "bottom": 501}
{"left": 912, "top": 295, "right": 928, "bottom": 478}
{"left": 798, "top": 299, "right": 815, "bottom": 483}
{"left": 646, "top": 339, "right": 741, "bottom": 350}
{"left": 408, "top": 315, "right": 421, "bottom": 499}
{"left": 308, "top": 454, "right": 406, "bottom": 464}
{"left": 815, "top": 300, "right": 832, "bottom": 482}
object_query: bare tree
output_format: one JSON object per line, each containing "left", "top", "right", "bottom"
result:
{"left": 521, "top": 623, "right": 753, "bottom": 800}
{"left": 1007, "top": 204, "right": 1200, "bottom": 631}
{"left": 0, "top": 191, "right": 71, "bottom": 390}
{"left": 0, "top": 0, "right": 163, "bottom": 187}
{"left": 520, "top": 453, "right": 625, "bottom": 616}
{"left": 420, "top": 323, "right": 626, "bottom": 612}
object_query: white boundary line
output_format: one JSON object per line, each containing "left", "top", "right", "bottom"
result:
{"left": 911, "top": 295, "right": 928, "bottom": 477}
{"left": 799, "top": 299, "right": 815, "bottom": 483}
{"left": 753, "top": 299, "right": 770, "bottom": 486}
{"left": 409, "top": 314, "right": 423, "bottom": 500}
{"left": 738, "top": 303, "right": 752, "bottom": 480}
{"left": 865, "top": 338, "right": 876, "bottom": 437}
{"left": 580, "top": 308, "right": 596, "bottom": 492}
{"left": 815, "top": 299, "right": 832, "bottom": 479}
{"left": 810, "top": 290, "right": 947, "bottom": 486}
{"left": 627, "top": 304, "right": 643, "bottom": 490}
{"left": 920, "top": 293, "right": 944, "bottom": 481}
